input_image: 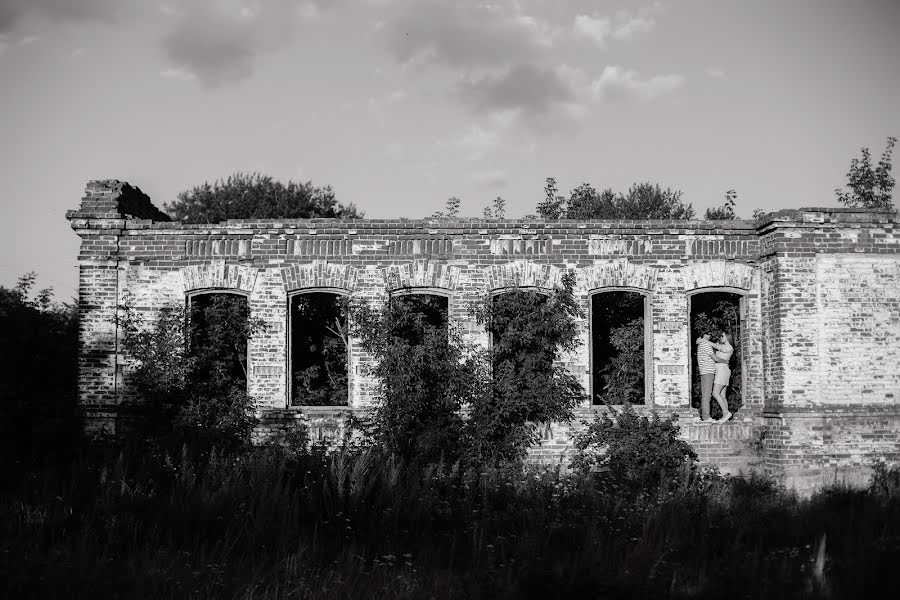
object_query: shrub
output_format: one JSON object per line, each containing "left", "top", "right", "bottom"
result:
{"left": 0, "top": 273, "right": 80, "bottom": 456}
{"left": 869, "top": 460, "right": 900, "bottom": 501}
{"left": 351, "top": 293, "right": 483, "bottom": 465}
{"left": 469, "top": 273, "right": 586, "bottom": 464}
{"left": 116, "top": 293, "right": 262, "bottom": 451}
{"left": 596, "top": 317, "right": 645, "bottom": 405}
{"left": 352, "top": 274, "right": 586, "bottom": 467}
{"left": 572, "top": 404, "right": 697, "bottom": 497}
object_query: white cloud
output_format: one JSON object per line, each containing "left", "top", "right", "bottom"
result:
{"left": 514, "top": 13, "right": 557, "bottom": 47}
{"left": 298, "top": 2, "right": 320, "bottom": 21}
{"left": 573, "top": 14, "right": 611, "bottom": 47}
{"left": 611, "top": 15, "right": 653, "bottom": 40}
{"left": 0, "top": 32, "right": 41, "bottom": 55}
{"left": 574, "top": 5, "right": 659, "bottom": 47}
{"left": 70, "top": 47, "right": 85, "bottom": 57}
{"left": 705, "top": 67, "right": 726, "bottom": 79}
{"left": 160, "top": 66, "right": 197, "bottom": 82}
{"left": 591, "top": 66, "right": 685, "bottom": 101}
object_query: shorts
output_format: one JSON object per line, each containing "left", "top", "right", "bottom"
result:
{"left": 714, "top": 363, "right": 731, "bottom": 387}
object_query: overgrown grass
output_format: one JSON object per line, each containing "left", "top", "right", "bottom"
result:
{"left": 2, "top": 443, "right": 899, "bottom": 599}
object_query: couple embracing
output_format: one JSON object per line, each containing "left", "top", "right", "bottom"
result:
{"left": 696, "top": 331, "right": 734, "bottom": 423}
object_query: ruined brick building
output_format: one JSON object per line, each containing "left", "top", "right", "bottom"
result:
{"left": 68, "top": 180, "right": 900, "bottom": 491}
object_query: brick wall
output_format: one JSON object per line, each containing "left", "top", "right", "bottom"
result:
{"left": 68, "top": 181, "right": 900, "bottom": 491}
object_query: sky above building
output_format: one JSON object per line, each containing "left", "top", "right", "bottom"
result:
{"left": 1, "top": 0, "right": 898, "bottom": 297}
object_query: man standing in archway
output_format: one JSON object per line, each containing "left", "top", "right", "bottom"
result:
{"left": 696, "top": 333, "right": 717, "bottom": 421}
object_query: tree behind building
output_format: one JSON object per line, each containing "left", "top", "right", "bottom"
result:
{"left": 835, "top": 136, "right": 897, "bottom": 210}
{"left": 164, "top": 172, "right": 362, "bottom": 223}
{"left": 538, "top": 178, "right": 695, "bottom": 220}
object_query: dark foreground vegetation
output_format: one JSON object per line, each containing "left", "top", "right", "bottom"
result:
{"left": 3, "top": 440, "right": 900, "bottom": 599}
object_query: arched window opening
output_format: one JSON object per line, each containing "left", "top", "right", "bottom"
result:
{"left": 290, "top": 291, "right": 349, "bottom": 406}
{"left": 187, "top": 292, "right": 250, "bottom": 387}
{"left": 591, "top": 290, "right": 650, "bottom": 405}
{"left": 689, "top": 290, "right": 744, "bottom": 418}
{"left": 389, "top": 292, "right": 449, "bottom": 346}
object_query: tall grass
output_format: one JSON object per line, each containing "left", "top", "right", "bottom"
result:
{"left": 2, "top": 443, "right": 899, "bottom": 599}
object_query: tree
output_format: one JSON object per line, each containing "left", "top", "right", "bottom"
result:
{"left": 164, "top": 172, "right": 361, "bottom": 223}
{"left": 471, "top": 274, "right": 585, "bottom": 463}
{"left": 351, "top": 293, "right": 482, "bottom": 464}
{"left": 483, "top": 196, "right": 507, "bottom": 218}
{"left": 705, "top": 190, "right": 738, "bottom": 220}
{"left": 431, "top": 196, "right": 462, "bottom": 218}
{"left": 351, "top": 276, "right": 586, "bottom": 467}
{"left": 537, "top": 177, "right": 567, "bottom": 219}
{"left": 117, "top": 293, "right": 264, "bottom": 449}
{"left": 835, "top": 136, "right": 897, "bottom": 209}
{"left": 0, "top": 274, "right": 79, "bottom": 452}
{"left": 572, "top": 404, "right": 697, "bottom": 499}
{"left": 540, "top": 178, "right": 695, "bottom": 220}
{"left": 618, "top": 182, "right": 695, "bottom": 219}
{"left": 597, "top": 318, "right": 645, "bottom": 405}
{"left": 566, "top": 183, "right": 618, "bottom": 220}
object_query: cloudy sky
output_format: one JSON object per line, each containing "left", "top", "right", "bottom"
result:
{"left": 1, "top": 0, "right": 898, "bottom": 297}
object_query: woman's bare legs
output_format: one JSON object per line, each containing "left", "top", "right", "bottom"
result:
{"left": 712, "top": 384, "right": 732, "bottom": 422}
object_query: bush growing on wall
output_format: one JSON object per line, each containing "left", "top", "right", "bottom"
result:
{"left": 597, "top": 318, "right": 645, "bottom": 404}
{"left": 117, "top": 293, "right": 263, "bottom": 450}
{"left": 469, "top": 273, "right": 586, "bottom": 464}
{"left": 572, "top": 404, "right": 697, "bottom": 498}
{"left": 351, "top": 294, "right": 484, "bottom": 464}
{"left": 352, "top": 275, "right": 586, "bottom": 466}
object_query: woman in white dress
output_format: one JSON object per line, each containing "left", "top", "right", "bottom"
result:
{"left": 709, "top": 332, "right": 734, "bottom": 423}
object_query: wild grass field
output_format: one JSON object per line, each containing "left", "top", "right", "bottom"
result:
{"left": 3, "top": 439, "right": 900, "bottom": 600}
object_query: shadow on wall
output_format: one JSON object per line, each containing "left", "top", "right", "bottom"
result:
{"left": 116, "top": 183, "right": 171, "bottom": 222}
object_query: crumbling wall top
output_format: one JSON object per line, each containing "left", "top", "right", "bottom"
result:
{"left": 66, "top": 179, "right": 170, "bottom": 223}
